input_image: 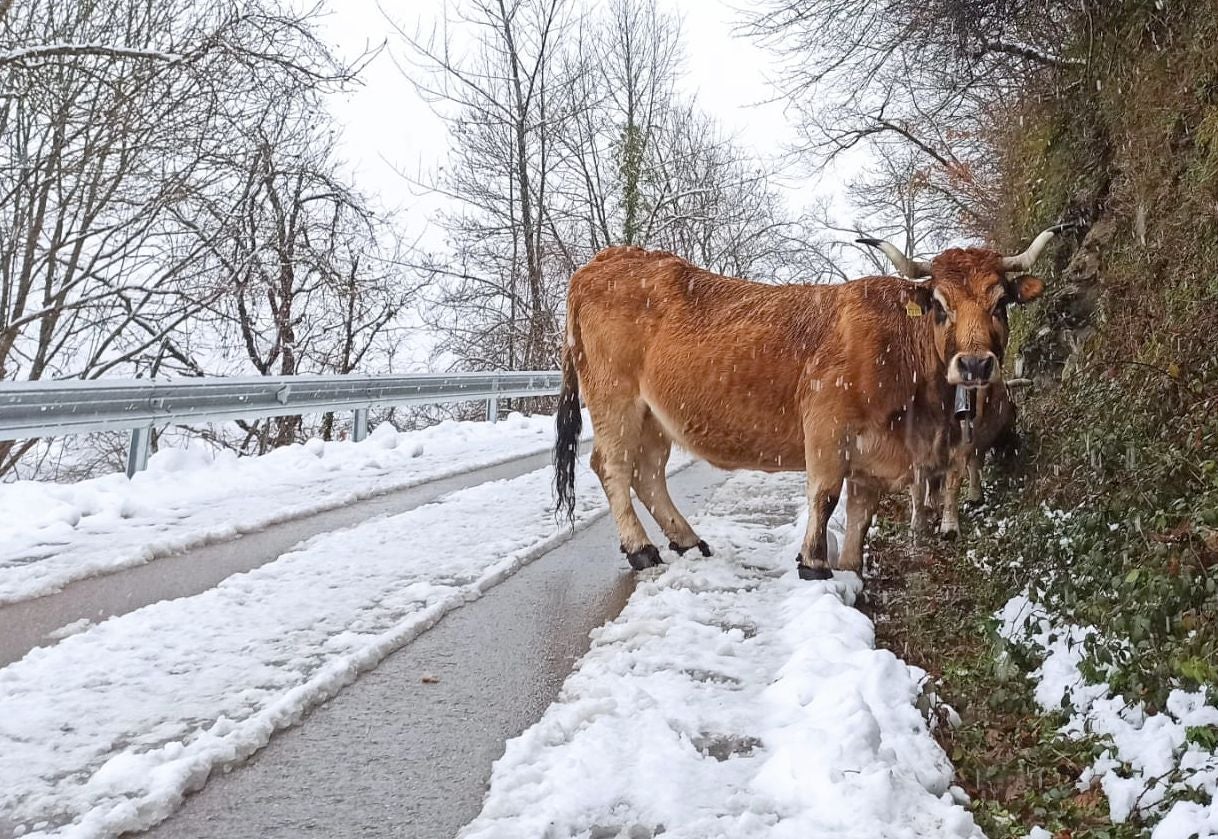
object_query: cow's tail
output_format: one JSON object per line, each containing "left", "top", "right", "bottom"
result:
{"left": 554, "top": 315, "right": 583, "bottom": 525}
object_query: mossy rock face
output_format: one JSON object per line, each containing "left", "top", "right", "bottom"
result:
{"left": 1000, "top": 1, "right": 1218, "bottom": 377}
{"left": 950, "top": 4, "right": 1218, "bottom": 832}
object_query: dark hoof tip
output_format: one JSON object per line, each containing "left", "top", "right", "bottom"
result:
{"left": 668, "top": 539, "right": 714, "bottom": 558}
{"left": 940, "top": 528, "right": 959, "bottom": 542}
{"left": 627, "top": 545, "right": 662, "bottom": 571}
{"left": 798, "top": 565, "right": 834, "bottom": 581}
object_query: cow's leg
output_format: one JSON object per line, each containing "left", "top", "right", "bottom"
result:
{"left": 925, "top": 473, "right": 944, "bottom": 514}
{"left": 798, "top": 432, "right": 845, "bottom": 581}
{"left": 909, "top": 468, "right": 935, "bottom": 535}
{"left": 966, "top": 456, "right": 984, "bottom": 503}
{"left": 588, "top": 405, "right": 660, "bottom": 570}
{"left": 632, "top": 413, "right": 710, "bottom": 557}
{"left": 839, "top": 479, "right": 881, "bottom": 575}
{"left": 939, "top": 464, "right": 964, "bottom": 539}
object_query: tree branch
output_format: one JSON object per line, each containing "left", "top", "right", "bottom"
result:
{"left": 0, "top": 43, "right": 184, "bottom": 67}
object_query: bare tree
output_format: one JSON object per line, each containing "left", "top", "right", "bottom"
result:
{"left": 0, "top": 1, "right": 394, "bottom": 476}
{"left": 399, "top": 0, "right": 576, "bottom": 374}
{"left": 743, "top": 0, "right": 1081, "bottom": 237}
{"left": 554, "top": 0, "right": 836, "bottom": 283}
{"left": 173, "top": 104, "right": 420, "bottom": 450}
{"left": 849, "top": 143, "right": 962, "bottom": 266}
{"left": 595, "top": 0, "right": 681, "bottom": 247}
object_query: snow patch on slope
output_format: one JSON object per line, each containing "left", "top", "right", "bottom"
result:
{"left": 1000, "top": 594, "right": 1218, "bottom": 838}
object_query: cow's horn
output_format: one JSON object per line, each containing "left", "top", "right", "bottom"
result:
{"left": 856, "top": 238, "right": 933, "bottom": 279}
{"left": 1000, "top": 224, "right": 1069, "bottom": 272}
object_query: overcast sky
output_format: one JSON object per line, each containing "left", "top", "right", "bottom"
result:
{"left": 317, "top": 0, "right": 860, "bottom": 250}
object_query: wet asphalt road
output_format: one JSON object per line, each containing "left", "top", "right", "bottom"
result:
{"left": 0, "top": 450, "right": 557, "bottom": 667}
{"left": 139, "top": 462, "right": 723, "bottom": 839}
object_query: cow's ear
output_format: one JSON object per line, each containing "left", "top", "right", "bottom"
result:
{"left": 899, "top": 284, "right": 934, "bottom": 319}
{"left": 1013, "top": 275, "right": 1044, "bottom": 304}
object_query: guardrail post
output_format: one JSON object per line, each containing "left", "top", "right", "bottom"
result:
{"left": 487, "top": 379, "right": 499, "bottom": 423}
{"left": 126, "top": 426, "right": 152, "bottom": 478}
{"left": 352, "top": 408, "right": 369, "bottom": 442}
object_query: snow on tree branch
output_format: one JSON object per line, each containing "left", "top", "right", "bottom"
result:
{"left": 972, "top": 40, "right": 1085, "bottom": 69}
{"left": 0, "top": 43, "right": 183, "bottom": 67}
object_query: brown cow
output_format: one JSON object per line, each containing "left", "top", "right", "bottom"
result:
{"left": 554, "top": 230, "right": 1058, "bottom": 580}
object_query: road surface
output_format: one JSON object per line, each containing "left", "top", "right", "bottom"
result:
{"left": 140, "top": 463, "right": 723, "bottom": 839}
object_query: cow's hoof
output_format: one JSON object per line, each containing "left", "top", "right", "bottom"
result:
{"left": 797, "top": 563, "right": 833, "bottom": 581}
{"left": 669, "top": 539, "right": 713, "bottom": 557}
{"left": 939, "top": 526, "right": 959, "bottom": 542}
{"left": 626, "top": 544, "right": 663, "bottom": 570}
{"left": 798, "top": 565, "right": 833, "bottom": 581}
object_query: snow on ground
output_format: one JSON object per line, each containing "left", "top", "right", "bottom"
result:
{"left": 0, "top": 450, "right": 673, "bottom": 839}
{"left": 460, "top": 471, "right": 982, "bottom": 839}
{"left": 0, "top": 412, "right": 579, "bottom": 605}
{"left": 1000, "top": 594, "right": 1218, "bottom": 838}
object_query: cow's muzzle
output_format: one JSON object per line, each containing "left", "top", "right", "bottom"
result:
{"left": 947, "top": 352, "right": 999, "bottom": 387}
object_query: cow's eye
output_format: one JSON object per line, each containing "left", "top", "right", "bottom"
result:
{"left": 929, "top": 289, "right": 953, "bottom": 322}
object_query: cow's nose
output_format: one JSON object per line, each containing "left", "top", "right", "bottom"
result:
{"left": 957, "top": 354, "right": 997, "bottom": 384}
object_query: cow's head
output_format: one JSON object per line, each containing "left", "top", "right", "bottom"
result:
{"left": 858, "top": 228, "right": 1060, "bottom": 388}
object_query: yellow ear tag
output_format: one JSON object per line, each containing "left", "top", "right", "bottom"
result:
{"left": 905, "top": 301, "right": 923, "bottom": 318}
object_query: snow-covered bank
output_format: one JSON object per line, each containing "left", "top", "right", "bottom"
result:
{"left": 1000, "top": 594, "right": 1218, "bottom": 838}
{"left": 460, "top": 471, "right": 982, "bottom": 839}
{"left": 0, "top": 412, "right": 579, "bottom": 605}
{"left": 0, "top": 451, "right": 667, "bottom": 839}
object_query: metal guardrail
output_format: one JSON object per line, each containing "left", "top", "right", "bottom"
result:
{"left": 0, "top": 371, "right": 563, "bottom": 476}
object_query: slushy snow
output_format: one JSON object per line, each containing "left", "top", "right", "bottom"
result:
{"left": 0, "top": 450, "right": 657, "bottom": 839}
{"left": 0, "top": 412, "right": 574, "bottom": 605}
{"left": 460, "top": 471, "right": 983, "bottom": 839}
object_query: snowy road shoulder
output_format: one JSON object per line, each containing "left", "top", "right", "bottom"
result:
{"left": 460, "top": 471, "right": 981, "bottom": 839}
{"left": 0, "top": 412, "right": 581, "bottom": 606}
{"left": 0, "top": 451, "right": 671, "bottom": 839}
